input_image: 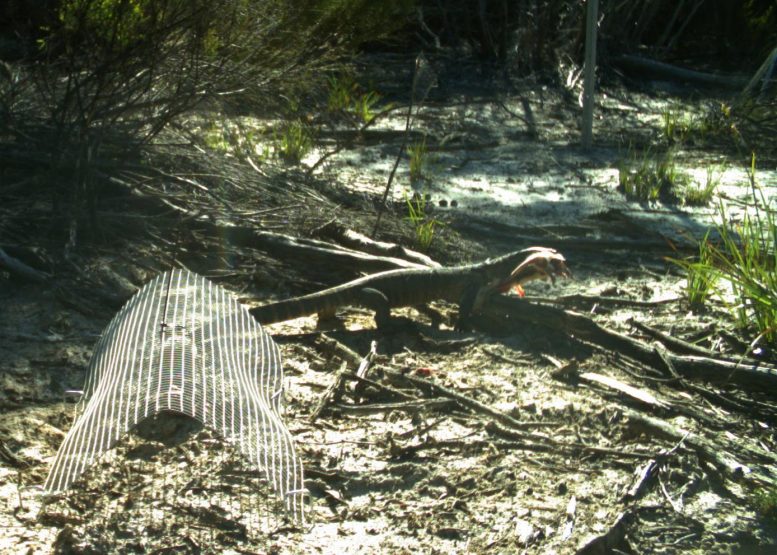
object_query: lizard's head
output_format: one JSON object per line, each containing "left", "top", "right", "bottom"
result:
{"left": 496, "top": 248, "right": 571, "bottom": 296}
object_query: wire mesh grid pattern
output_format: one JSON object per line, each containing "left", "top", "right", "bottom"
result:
{"left": 43, "top": 269, "right": 307, "bottom": 525}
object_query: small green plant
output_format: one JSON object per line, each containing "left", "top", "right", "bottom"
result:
{"left": 202, "top": 120, "right": 272, "bottom": 163}
{"left": 683, "top": 231, "right": 718, "bottom": 309}
{"left": 327, "top": 75, "right": 353, "bottom": 113}
{"left": 405, "top": 190, "right": 442, "bottom": 251}
{"left": 618, "top": 149, "right": 688, "bottom": 202}
{"left": 352, "top": 90, "right": 382, "bottom": 124}
{"left": 407, "top": 136, "right": 428, "bottom": 183}
{"left": 682, "top": 166, "right": 722, "bottom": 206}
{"left": 696, "top": 101, "right": 738, "bottom": 143}
{"left": 662, "top": 107, "right": 693, "bottom": 143}
{"left": 752, "top": 486, "right": 777, "bottom": 524}
{"left": 327, "top": 75, "right": 383, "bottom": 125}
{"left": 58, "top": 0, "right": 150, "bottom": 48}
{"left": 670, "top": 154, "right": 777, "bottom": 347}
{"left": 203, "top": 122, "right": 230, "bottom": 152}
{"left": 275, "top": 121, "right": 313, "bottom": 164}
{"left": 662, "top": 102, "right": 742, "bottom": 147}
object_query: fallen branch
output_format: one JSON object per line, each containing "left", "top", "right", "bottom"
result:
{"left": 394, "top": 435, "right": 653, "bottom": 461}
{"left": 622, "top": 459, "right": 659, "bottom": 502}
{"left": 742, "top": 44, "right": 777, "bottom": 99}
{"left": 628, "top": 318, "right": 717, "bottom": 358}
{"left": 0, "top": 439, "right": 30, "bottom": 469}
{"left": 485, "top": 422, "right": 655, "bottom": 460}
{"left": 355, "top": 341, "right": 378, "bottom": 381}
{"left": 315, "top": 334, "right": 362, "bottom": 366}
{"left": 311, "top": 341, "right": 380, "bottom": 422}
{"left": 651, "top": 344, "right": 759, "bottom": 420}
{"left": 210, "top": 225, "right": 430, "bottom": 273}
{"left": 334, "top": 398, "right": 455, "bottom": 415}
{"left": 383, "top": 369, "right": 568, "bottom": 431}
{"left": 353, "top": 340, "right": 378, "bottom": 400}
{"left": 622, "top": 428, "right": 687, "bottom": 503}
{"left": 454, "top": 219, "right": 697, "bottom": 254}
{"left": 572, "top": 358, "right": 726, "bottom": 429}
{"left": 314, "top": 221, "right": 440, "bottom": 268}
{"left": 488, "top": 296, "right": 777, "bottom": 391}
{"left": 561, "top": 495, "right": 576, "bottom": 541}
{"left": 346, "top": 373, "right": 415, "bottom": 402}
{"left": 576, "top": 510, "right": 634, "bottom": 555}
{"left": 535, "top": 294, "right": 680, "bottom": 309}
{"left": 0, "top": 248, "right": 50, "bottom": 283}
{"left": 613, "top": 54, "right": 748, "bottom": 90}
{"left": 623, "top": 408, "right": 776, "bottom": 487}
{"left": 117, "top": 177, "right": 428, "bottom": 275}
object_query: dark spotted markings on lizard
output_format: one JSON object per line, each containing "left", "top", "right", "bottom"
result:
{"left": 250, "top": 247, "right": 571, "bottom": 330}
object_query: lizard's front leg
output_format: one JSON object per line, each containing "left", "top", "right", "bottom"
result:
{"left": 455, "top": 282, "right": 481, "bottom": 331}
{"left": 356, "top": 287, "right": 392, "bottom": 329}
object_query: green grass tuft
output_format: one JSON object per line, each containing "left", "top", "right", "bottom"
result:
{"left": 618, "top": 149, "right": 689, "bottom": 202}
{"left": 683, "top": 231, "right": 718, "bottom": 310}
{"left": 662, "top": 107, "right": 693, "bottom": 144}
{"left": 671, "top": 154, "right": 777, "bottom": 348}
{"left": 407, "top": 136, "right": 428, "bottom": 184}
{"left": 276, "top": 121, "right": 313, "bottom": 164}
{"left": 327, "top": 75, "right": 384, "bottom": 125}
{"left": 681, "top": 166, "right": 722, "bottom": 206}
{"left": 753, "top": 486, "right": 777, "bottom": 524}
{"left": 405, "top": 190, "right": 442, "bottom": 251}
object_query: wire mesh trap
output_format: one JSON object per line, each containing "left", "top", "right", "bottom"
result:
{"left": 40, "top": 268, "right": 308, "bottom": 542}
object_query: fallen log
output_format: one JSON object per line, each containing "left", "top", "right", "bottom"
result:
{"left": 487, "top": 296, "right": 777, "bottom": 391}
{"left": 613, "top": 54, "right": 748, "bottom": 90}
{"left": 313, "top": 220, "right": 439, "bottom": 268}
{"left": 216, "top": 224, "right": 430, "bottom": 273}
{"left": 115, "top": 174, "right": 429, "bottom": 275}
{"left": 0, "top": 247, "right": 50, "bottom": 283}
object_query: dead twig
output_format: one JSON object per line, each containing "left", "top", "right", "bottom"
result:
{"left": 0, "top": 439, "right": 30, "bottom": 469}
{"left": 651, "top": 344, "right": 757, "bottom": 419}
{"left": 622, "top": 433, "right": 687, "bottom": 503}
{"left": 394, "top": 435, "right": 654, "bottom": 461}
{"left": 355, "top": 341, "right": 378, "bottom": 381}
{"left": 622, "top": 459, "right": 660, "bottom": 502}
{"left": 334, "top": 398, "right": 455, "bottom": 415}
{"left": 314, "top": 334, "right": 362, "bottom": 366}
{"left": 310, "top": 361, "right": 349, "bottom": 423}
{"left": 312, "top": 341, "right": 380, "bottom": 421}
{"left": 579, "top": 372, "right": 668, "bottom": 410}
{"left": 578, "top": 367, "right": 727, "bottom": 430}
{"left": 658, "top": 474, "right": 684, "bottom": 514}
{"left": 613, "top": 54, "right": 748, "bottom": 90}
{"left": 576, "top": 510, "right": 634, "bottom": 555}
{"left": 346, "top": 373, "right": 415, "bottom": 402}
{"left": 561, "top": 495, "right": 576, "bottom": 541}
{"left": 382, "top": 369, "right": 548, "bottom": 431}
{"left": 485, "top": 421, "right": 656, "bottom": 460}
{"left": 630, "top": 319, "right": 720, "bottom": 359}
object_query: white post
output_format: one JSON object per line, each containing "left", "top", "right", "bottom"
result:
{"left": 582, "top": 0, "right": 599, "bottom": 149}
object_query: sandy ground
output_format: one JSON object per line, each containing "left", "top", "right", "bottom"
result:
{"left": 2, "top": 57, "right": 776, "bottom": 553}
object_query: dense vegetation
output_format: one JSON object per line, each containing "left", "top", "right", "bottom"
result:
{"left": 1, "top": 0, "right": 775, "bottom": 343}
